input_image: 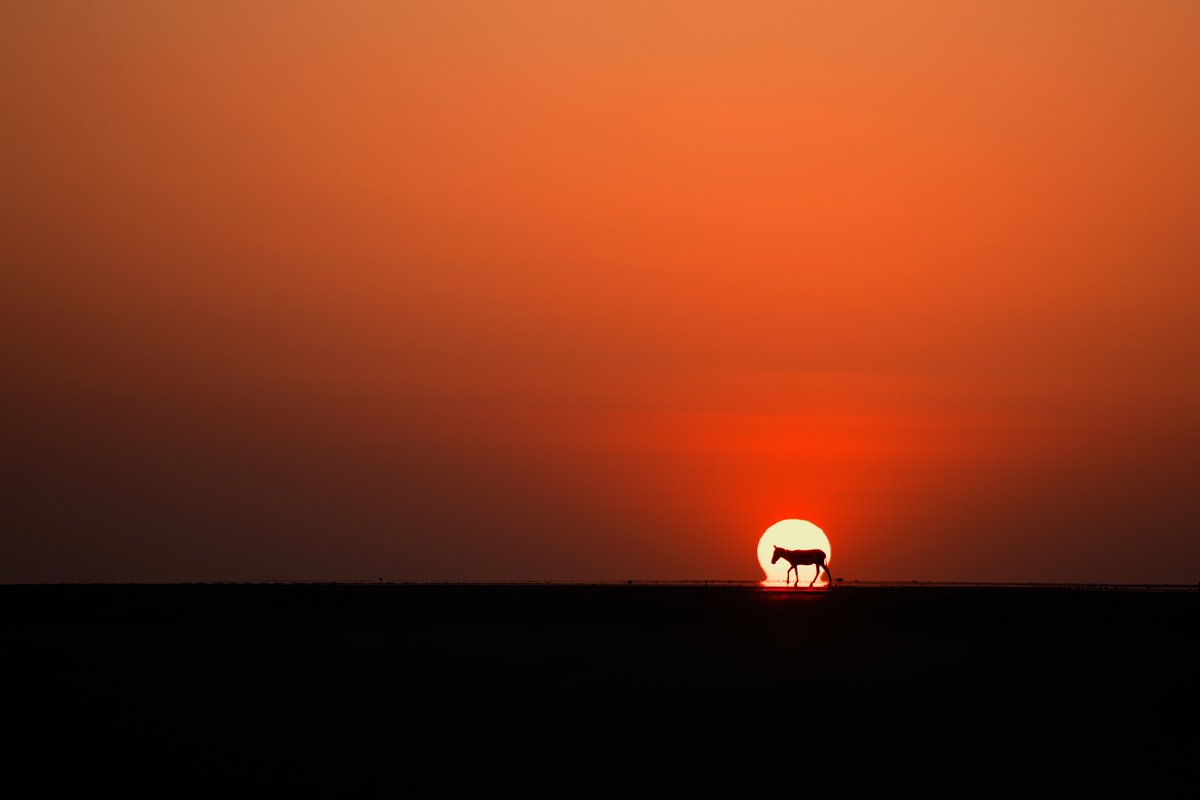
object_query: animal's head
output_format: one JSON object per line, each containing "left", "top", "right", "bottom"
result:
{"left": 771, "top": 546, "right": 783, "bottom": 564}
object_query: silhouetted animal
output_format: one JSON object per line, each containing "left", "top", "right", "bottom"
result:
{"left": 771, "top": 546, "right": 833, "bottom": 587}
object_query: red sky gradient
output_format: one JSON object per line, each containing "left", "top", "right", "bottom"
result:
{"left": 4, "top": 2, "right": 1199, "bottom": 583}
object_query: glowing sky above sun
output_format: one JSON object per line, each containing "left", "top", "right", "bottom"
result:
{"left": 3, "top": 2, "right": 1200, "bottom": 584}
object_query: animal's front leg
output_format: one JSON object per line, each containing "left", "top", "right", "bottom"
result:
{"left": 810, "top": 565, "right": 819, "bottom": 587}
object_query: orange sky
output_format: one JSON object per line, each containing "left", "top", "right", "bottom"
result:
{"left": 4, "top": 2, "right": 1199, "bottom": 582}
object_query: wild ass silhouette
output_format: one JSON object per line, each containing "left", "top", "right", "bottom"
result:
{"left": 771, "top": 545, "right": 833, "bottom": 587}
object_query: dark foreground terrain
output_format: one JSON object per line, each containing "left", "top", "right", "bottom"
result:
{"left": 3, "top": 583, "right": 1197, "bottom": 796}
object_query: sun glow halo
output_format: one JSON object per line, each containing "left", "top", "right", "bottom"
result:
{"left": 757, "top": 519, "right": 832, "bottom": 586}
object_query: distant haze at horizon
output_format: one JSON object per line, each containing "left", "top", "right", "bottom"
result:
{"left": 4, "top": 2, "right": 1199, "bottom": 584}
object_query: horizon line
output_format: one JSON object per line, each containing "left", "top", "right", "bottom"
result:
{"left": 2, "top": 579, "right": 1196, "bottom": 590}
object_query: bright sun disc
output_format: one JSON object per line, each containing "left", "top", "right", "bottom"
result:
{"left": 757, "top": 519, "right": 832, "bottom": 586}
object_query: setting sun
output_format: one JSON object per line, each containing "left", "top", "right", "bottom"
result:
{"left": 757, "top": 519, "right": 832, "bottom": 587}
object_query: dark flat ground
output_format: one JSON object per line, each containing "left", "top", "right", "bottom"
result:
{"left": 3, "top": 583, "right": 1197, "bottom": 796}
